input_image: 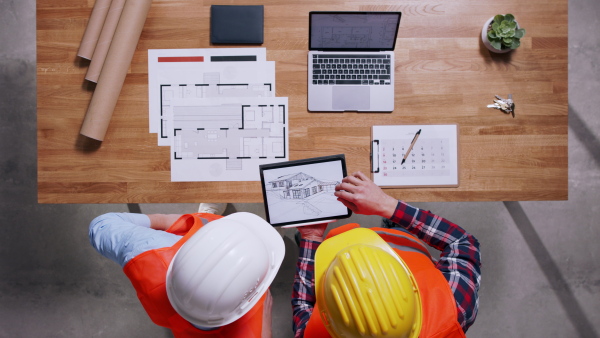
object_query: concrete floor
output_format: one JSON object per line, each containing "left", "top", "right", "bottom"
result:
{"left": 1, "top": 0, "right": 599, "bottom": 337}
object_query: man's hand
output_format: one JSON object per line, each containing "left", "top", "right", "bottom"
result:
{"left": 297, "top": 223, "right": 328, "bottom": 242}
{"left": 334, "top": 171, "right": 398, "bottom": 219}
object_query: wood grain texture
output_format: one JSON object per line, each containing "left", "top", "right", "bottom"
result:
{"left": 37, "top": 0, "right": 568, "bottom": 203}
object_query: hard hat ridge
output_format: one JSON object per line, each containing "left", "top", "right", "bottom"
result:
{"left": 315, "top": 228, "right": 422, "bottom": 338}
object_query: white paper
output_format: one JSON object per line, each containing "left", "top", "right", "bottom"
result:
{"left": 170, "top": 97, "right": 289, "bottom": 182}
{"left": 156, "top": 61, "right": 275, "bottom": 146}
{"left": 148, "top": 48, "right": 267, "bottom": 134}
{"left": 372, "top": 125, "right": 459, "bottom": 187}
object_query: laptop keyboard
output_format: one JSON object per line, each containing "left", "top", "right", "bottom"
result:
{"left": 311, "top": 54, "right": 392, "bottom": 85}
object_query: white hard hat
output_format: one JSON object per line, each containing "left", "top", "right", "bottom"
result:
{"left": 166, "top": 212, "right": 285, "bottom": 328}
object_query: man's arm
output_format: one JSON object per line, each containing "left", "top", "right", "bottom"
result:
{"left": 89, "top": 213, "right": 183, "bottom": 267}
{"left": 291, "top": 224, "right": 327, "bottom": 338}
{"left": 335, "top": 172, "right": 482, "bottom": 332}
{"left": 389, "top": 202, "right": 481, "bottom": 332}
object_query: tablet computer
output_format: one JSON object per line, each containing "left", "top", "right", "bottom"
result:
{"left": 259, "top": 154, "right": 352, "bottom": 227}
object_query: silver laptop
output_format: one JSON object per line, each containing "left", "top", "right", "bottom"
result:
{"left": 308, "top": 11, "right": 402, "bottom": 112}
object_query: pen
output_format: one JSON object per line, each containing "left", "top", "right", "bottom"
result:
{"left": 401, "top": 129, "right": 421, "bottom": 165}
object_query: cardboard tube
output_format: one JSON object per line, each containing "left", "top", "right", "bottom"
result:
{"left": 78, "top": 0, "right": 113, "bottom": 60}
{"left": 80, "top": 0, "right": 152, "bottom": 141}
{"left": 85, "top": 0, "right": 126, "bottom": 83}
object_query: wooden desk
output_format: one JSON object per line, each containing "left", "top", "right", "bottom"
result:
{"left": 37, "top": 0, "right": 568, "bottom": 203}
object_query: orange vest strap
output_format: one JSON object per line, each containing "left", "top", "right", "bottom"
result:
{"left": 304, "top": 302, "right": 331, "bottom": 337}
{"left": 166, "top": 213, "right": 221, "bottom": 236}
{"left": 324, "top": 223, "right": 360, "bottom": 239}
{"left": 371, "top": 227, "right": 433, "bottom": 259}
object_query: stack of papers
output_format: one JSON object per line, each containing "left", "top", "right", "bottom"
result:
{"left": 148, "top": 48, "right": 289, "bottom": 182}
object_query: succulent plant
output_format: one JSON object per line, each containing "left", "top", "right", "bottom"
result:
{"left": 487, "top": 14, "right": 526, "bottom": 50}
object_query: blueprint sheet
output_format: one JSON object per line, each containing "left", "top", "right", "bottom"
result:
{"left": 156, "top": 62, "right": 275, "bottom": 146}
{"left": 148, "top": 48, "right": 289, "bottom": 182}
{"left": 148, "top": 48, "right": 267, "bottom": 134}
{"left": 170, "top": 97, "right": 288, "bottom": 182}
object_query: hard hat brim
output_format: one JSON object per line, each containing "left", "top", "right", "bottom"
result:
{"left": 166, "top": 212, "right": 285, "bottom": 328}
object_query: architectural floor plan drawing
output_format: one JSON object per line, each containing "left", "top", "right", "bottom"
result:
{"left": 148, "top": 48, "right": 289, "bottom": 182}
{"left": 310, "top": 14, "right": 399, "bottom": 49}
{"left": 156, "top": 61, "right": 275, "bottom": 146}
{"left": 170, "top": 97, "right": 288, "bottom": 182}
{"left": 148, "top": 48, "right": 268, "bottom": 134}
{"left": 160, "top": 82, "right": 274, "bottom": 142}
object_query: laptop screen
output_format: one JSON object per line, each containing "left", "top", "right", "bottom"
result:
{"left": 309, "top": 12, "right": 402, "bottom": 51}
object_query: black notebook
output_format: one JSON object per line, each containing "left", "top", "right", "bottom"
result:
{"left": 210, "top": 5, "right": 264, "bottom": 44}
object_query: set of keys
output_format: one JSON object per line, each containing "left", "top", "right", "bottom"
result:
{"left": 487, "top": 94, "right": 515, "bottom": 118}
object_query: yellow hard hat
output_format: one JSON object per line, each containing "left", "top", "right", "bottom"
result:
{"left": 315, "top": 228, "right": 422, "bottom": 338}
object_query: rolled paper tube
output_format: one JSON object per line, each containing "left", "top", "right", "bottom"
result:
{"left": 80, "top": 0, "right": 152, "bottom": 141}
{"left": 77, "top": 0, "right": 113, "bottom": 60}
{"left": 85, "top": 0, "right": 126, "bottom": 83}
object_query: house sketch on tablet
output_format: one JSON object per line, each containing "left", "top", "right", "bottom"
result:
{"left": 265, "top": 172, "right": 340, "bottom": 218}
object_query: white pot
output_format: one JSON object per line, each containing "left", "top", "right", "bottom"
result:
{"left": 482, "top": 16, "right": 517, "bottom": 53}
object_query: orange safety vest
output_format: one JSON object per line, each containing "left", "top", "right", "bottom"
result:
{"left": 305, "top": 223, "right": 466, "bottom": 338}
{"left": 123, "top": 213, "right": 266, "bottom": 338}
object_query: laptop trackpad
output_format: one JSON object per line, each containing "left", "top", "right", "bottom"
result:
{"left": 332, "top": 86, "right": 370, "bottom": 111}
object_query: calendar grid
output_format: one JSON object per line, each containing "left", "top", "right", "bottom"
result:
{"left": 381, "top": 138, "right": 451, "bottom": 177}
{"left": 372, "top": 125, "right": 459, "bottom": 187}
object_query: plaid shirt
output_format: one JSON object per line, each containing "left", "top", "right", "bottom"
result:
{"left": 291, "top": 201, "right": 481, "bottom": 337}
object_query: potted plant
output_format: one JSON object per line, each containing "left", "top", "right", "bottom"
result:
{"left": 481, "top": 14, "right": 526, "bottom": 53}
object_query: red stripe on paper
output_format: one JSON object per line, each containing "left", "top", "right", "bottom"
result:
{"left": 158, "top": 56, "right": 204, "bottom": 62}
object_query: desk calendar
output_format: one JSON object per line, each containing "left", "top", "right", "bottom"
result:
{"left": 371, "top": 125, "right": 459, "bottom": 187}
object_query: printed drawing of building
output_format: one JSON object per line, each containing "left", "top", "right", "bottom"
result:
{"left": 267, "top": 172, "right": 339, "bottom": 199}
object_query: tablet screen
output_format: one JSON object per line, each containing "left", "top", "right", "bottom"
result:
{"left": 259, "top": 154, "right": 352, "bottom": 227}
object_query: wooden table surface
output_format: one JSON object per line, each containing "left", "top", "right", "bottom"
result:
{"left": 37, "top": 0, "right": 568, "bottom": 203}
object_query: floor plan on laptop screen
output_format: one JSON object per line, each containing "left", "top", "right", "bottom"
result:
{"left": 310, "top": 13, "right": 399, "bottom": 49}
